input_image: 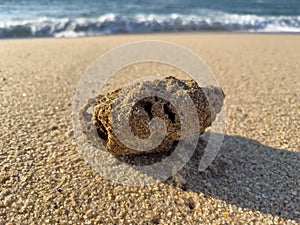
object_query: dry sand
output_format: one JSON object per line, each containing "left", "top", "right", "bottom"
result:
{"left": 0, "top": 34, "right": 299, "bottom": 224}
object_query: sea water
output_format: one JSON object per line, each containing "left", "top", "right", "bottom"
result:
{"left": 0, "top": 0, "right": 299, "bottom": 38}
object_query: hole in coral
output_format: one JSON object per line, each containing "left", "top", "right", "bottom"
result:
{"left": 143, "top": 101, "right": 153, "bottom": 119}
{"left": 172, "top": 140, "right": 179, "bottom": 148}
{"left": 164, "top": 103, "right": 176, "bottom": 123}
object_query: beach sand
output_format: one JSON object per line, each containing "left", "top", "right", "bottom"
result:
{"left": 0, "top": 34, "right": 299, "bottom": 224}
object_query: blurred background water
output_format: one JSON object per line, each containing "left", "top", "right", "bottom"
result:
{"left": 0, "top": 0, "right": 299, "bottom": 38}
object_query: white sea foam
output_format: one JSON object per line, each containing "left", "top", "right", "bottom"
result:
{"left": 0, "top": 13, "right": 299, "bottom": 38}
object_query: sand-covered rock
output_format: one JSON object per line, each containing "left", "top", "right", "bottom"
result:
{"left": 92, "top": 76, "right": 224, "bottom": 155}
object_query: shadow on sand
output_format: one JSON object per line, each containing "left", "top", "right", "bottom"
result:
{"left": 179, "top": 134, "right": 299, "bottom": 222}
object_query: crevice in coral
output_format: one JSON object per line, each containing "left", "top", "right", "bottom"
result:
{"left": 96, "top": 121, "right": 108, "bottom": 143}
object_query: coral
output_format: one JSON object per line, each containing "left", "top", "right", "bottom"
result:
{"left": 92, "top": 76, "right": 225, "bottom": 155}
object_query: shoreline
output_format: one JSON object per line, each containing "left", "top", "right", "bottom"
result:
{"left": 0, "top": 31, "right": 300, "bottom": 42}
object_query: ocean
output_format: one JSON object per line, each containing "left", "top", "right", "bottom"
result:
{"left": 0, "top": 0, "right": 300, "bottom": 38}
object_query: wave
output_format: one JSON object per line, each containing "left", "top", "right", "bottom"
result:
{"left": 0, "top": 12, "right": 300, "bottom": 38}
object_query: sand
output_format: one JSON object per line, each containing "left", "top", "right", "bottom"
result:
{"left": 0, "top": 34, "right": 299, "bottom": 224}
